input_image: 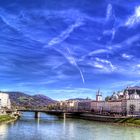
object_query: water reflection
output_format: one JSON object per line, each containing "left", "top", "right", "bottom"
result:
{"left": 0, "top": 112, "right": 140, "bottom": 140}
{"left": 36, "top": 118, "right": 40, "bottom": 130}
{"left": 0, "top": 124, "right": 8, "bottom": 140}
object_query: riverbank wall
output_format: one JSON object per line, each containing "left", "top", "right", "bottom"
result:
{"left": 64, "top": 113, "right": 140, "bottom": 127}
{"left": 65, "top": 113, "right": 124, "bottom": 122}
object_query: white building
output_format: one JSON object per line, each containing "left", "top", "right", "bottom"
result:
{"left": 96, "top": 90, "right": 102, "bottom": 101}
{"left": 0, "top": 92, "right": 11, "bottom": 109}
{"left": 58, "top": 100, "right": 79, "bottom": 111}
{"left": 91, "top": 100, "right": 122, "bottom": 114}
{"left": 129, "top": 90, "right": 140, "bottom": 100}
{"left": 125, "top": 99, "right": 140, "bottom": 116}
{"left": 67, "top": 100, "right": 79, "bottom": 111}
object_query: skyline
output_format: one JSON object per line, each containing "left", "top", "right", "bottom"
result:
{"left": 0, "top": 0, "right": 140, "bottom": 100}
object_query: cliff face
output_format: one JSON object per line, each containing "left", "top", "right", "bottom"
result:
{"left": 5, "top": 92, "right": 57, "bottom": 109}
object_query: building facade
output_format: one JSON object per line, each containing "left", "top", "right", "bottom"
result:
{"left": 108, "top": 86, "right": 140, "bottom": 116}
{"left": 77, "top": 100, "right": 91, "bottom": 111}
{"left": 58, "top": 100, "right": 79, "bottom": 111}
{"left": 0, "top": 92, "right": 11, "bottom": 109}
{"left": 126, "top": 99, "right": 140, "bottom": 116}
{"left": 91, "top": 100, "right": 122, "bottom": 114}
{"left": 51, "top": 87, "right": 140, "bottom": 117}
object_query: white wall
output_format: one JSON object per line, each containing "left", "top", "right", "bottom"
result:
{"left": 0, "top": 93, "right": 11, "bottom": 109}
{"left": 126, "top": 99, "right": 140, "bottom": 115}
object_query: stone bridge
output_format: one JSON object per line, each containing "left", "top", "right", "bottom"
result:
{"left": 17, "top": 109, "right": 86, "bottom": 118}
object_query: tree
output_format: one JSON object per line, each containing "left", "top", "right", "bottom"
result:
{"left": 105, "top": 96, "right": 110, "bottom": 101}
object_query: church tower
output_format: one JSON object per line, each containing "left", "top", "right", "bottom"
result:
{"left": 96, "top": 89, "right": 102, "bottom": 101}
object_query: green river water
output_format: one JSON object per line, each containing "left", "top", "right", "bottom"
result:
{"left": 0, "top": 112, "right": 140, "bottom": 140}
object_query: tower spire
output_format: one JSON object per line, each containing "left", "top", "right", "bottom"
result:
{"left": 97, "top": 89, "right": 100, "bottom": 95}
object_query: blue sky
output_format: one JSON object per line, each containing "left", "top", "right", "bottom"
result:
{"left": 0, "top": 0, "right": 140, "bottom": 100}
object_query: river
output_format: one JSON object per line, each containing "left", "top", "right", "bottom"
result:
{"left": 0, "top": 112, "right": 140, "bottom": 140}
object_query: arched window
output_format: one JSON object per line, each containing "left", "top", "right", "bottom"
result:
{"left": 129, "top": 104, "right": 135, "bottom": 115}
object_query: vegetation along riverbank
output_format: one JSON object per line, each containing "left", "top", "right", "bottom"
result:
{"left": 115, "top": 117, "right": 140, "bottom": 127}
{"left": 0, "top": 115, "right": 17, "bottom": 124}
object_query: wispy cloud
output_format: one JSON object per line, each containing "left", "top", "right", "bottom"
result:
{"left": 111, "top": 80, "right": 140, "bottom": 88}
{"left": 136, "top": 64, "right": 140, "bottom": 68}
{"left": 48, "top": 18, "right": 84, "bottom": 46}
{"left": 103, "top": 28, "right": 116, "bottom": 40}
{"left": 89, "top": 49, "right": 110, "bottom": 55}
{"left": 106, "top": 4, "right": 113, "bottom": 21}
{"left": 108, "top": 34, "right": 140, "bottom": 50}
{"left": 87, "top": 57, "right": 116, "bottom": 73}
{"left": 39, "top": 88, "right": 97, "bottom": 100}
{"left": 17, "top": 80, "right": 58, "bottom": 87}
{"left": 89, "top": 62, "right": 104, "bottom": 69}
{"left": 80, "top": 49, "right": 111, "bottom": 62}
{"left": 125, "top": 5, "right": 140, "bottom": 27}
{"left": 0, "top": 0, "right": 140, "bottom": 99}
{"left": 49, "top": 46, "right": 85, "bottom": 84}
{"left": 95, "top": 58, "right": 116, "bottom": 71}
{"left": 122, "top": 53, "right": 133, "bottom": 60}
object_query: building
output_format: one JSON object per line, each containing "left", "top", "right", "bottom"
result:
{"left": 91, "top": 90, "right": 103, "bottom": 113}
{"left": 125, "top": 86, "right": 140, "bottom": 95}
{"left": 52, "top": 87, "right": 140, "bottom": 117}
{"left": 129, "top": 90, "right": 140, "bottom": 100}
{"left": 108, "top": 86, "right": 140, "bottom": 116}
{"left": 91, "top": 101, "right": 104, "bottom": 113}
{"left": 104, "top": 101, "right": 122, "bottom": 114}
{"left": 77, "top": 100, "right": 91, "bottom": 111}
{"left": 121, "top": 99, "right": 140, "bottom": 116}
{"left": 66, "top": 100, "right": 79, "bottom": 111}
{"left": 0, "top": 99, "right": 1, "bottom": 110}
{"left": 96, "top": 90, "right": 102, "bottom": 101}
{"left": 90, "top": 87, "right": 140, "bottom": 116}
{"left": 0, "top": 92, "right": 11, "bottom": 109}
{"left": 58, "top": 100, "right": 79, "bottom": 111}
{"left": 91, "top": 100, "right": 122, "bottom": 114}
{"left": 57, "top": 99, "right": 92, "bottom": 111}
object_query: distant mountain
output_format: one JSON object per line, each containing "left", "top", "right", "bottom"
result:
{"left": 4, "top": 92, "right": 57, "bottom": 109}
{"left": 67, "top": 98, "right": 92, "bottom": 101}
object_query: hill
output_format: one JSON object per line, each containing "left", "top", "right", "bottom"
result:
{"left": 4, "top": 92, "right": 57, "bottom": 109}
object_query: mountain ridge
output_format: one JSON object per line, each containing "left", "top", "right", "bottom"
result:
{"left": 1, "top": 91, "right": 57, "bottom": 109}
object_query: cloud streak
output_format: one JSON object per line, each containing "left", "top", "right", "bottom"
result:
{"left": 0, "top": 0, "right": 140, "bottom": 99}
{"left": 48, "top": 18, "right": 84, "bottom": 46}
{"left": 125, "top": 6, "right": 140, "bottom": 27}
{"left": 106, "top": 4, "right": 113, "bottom": 21}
